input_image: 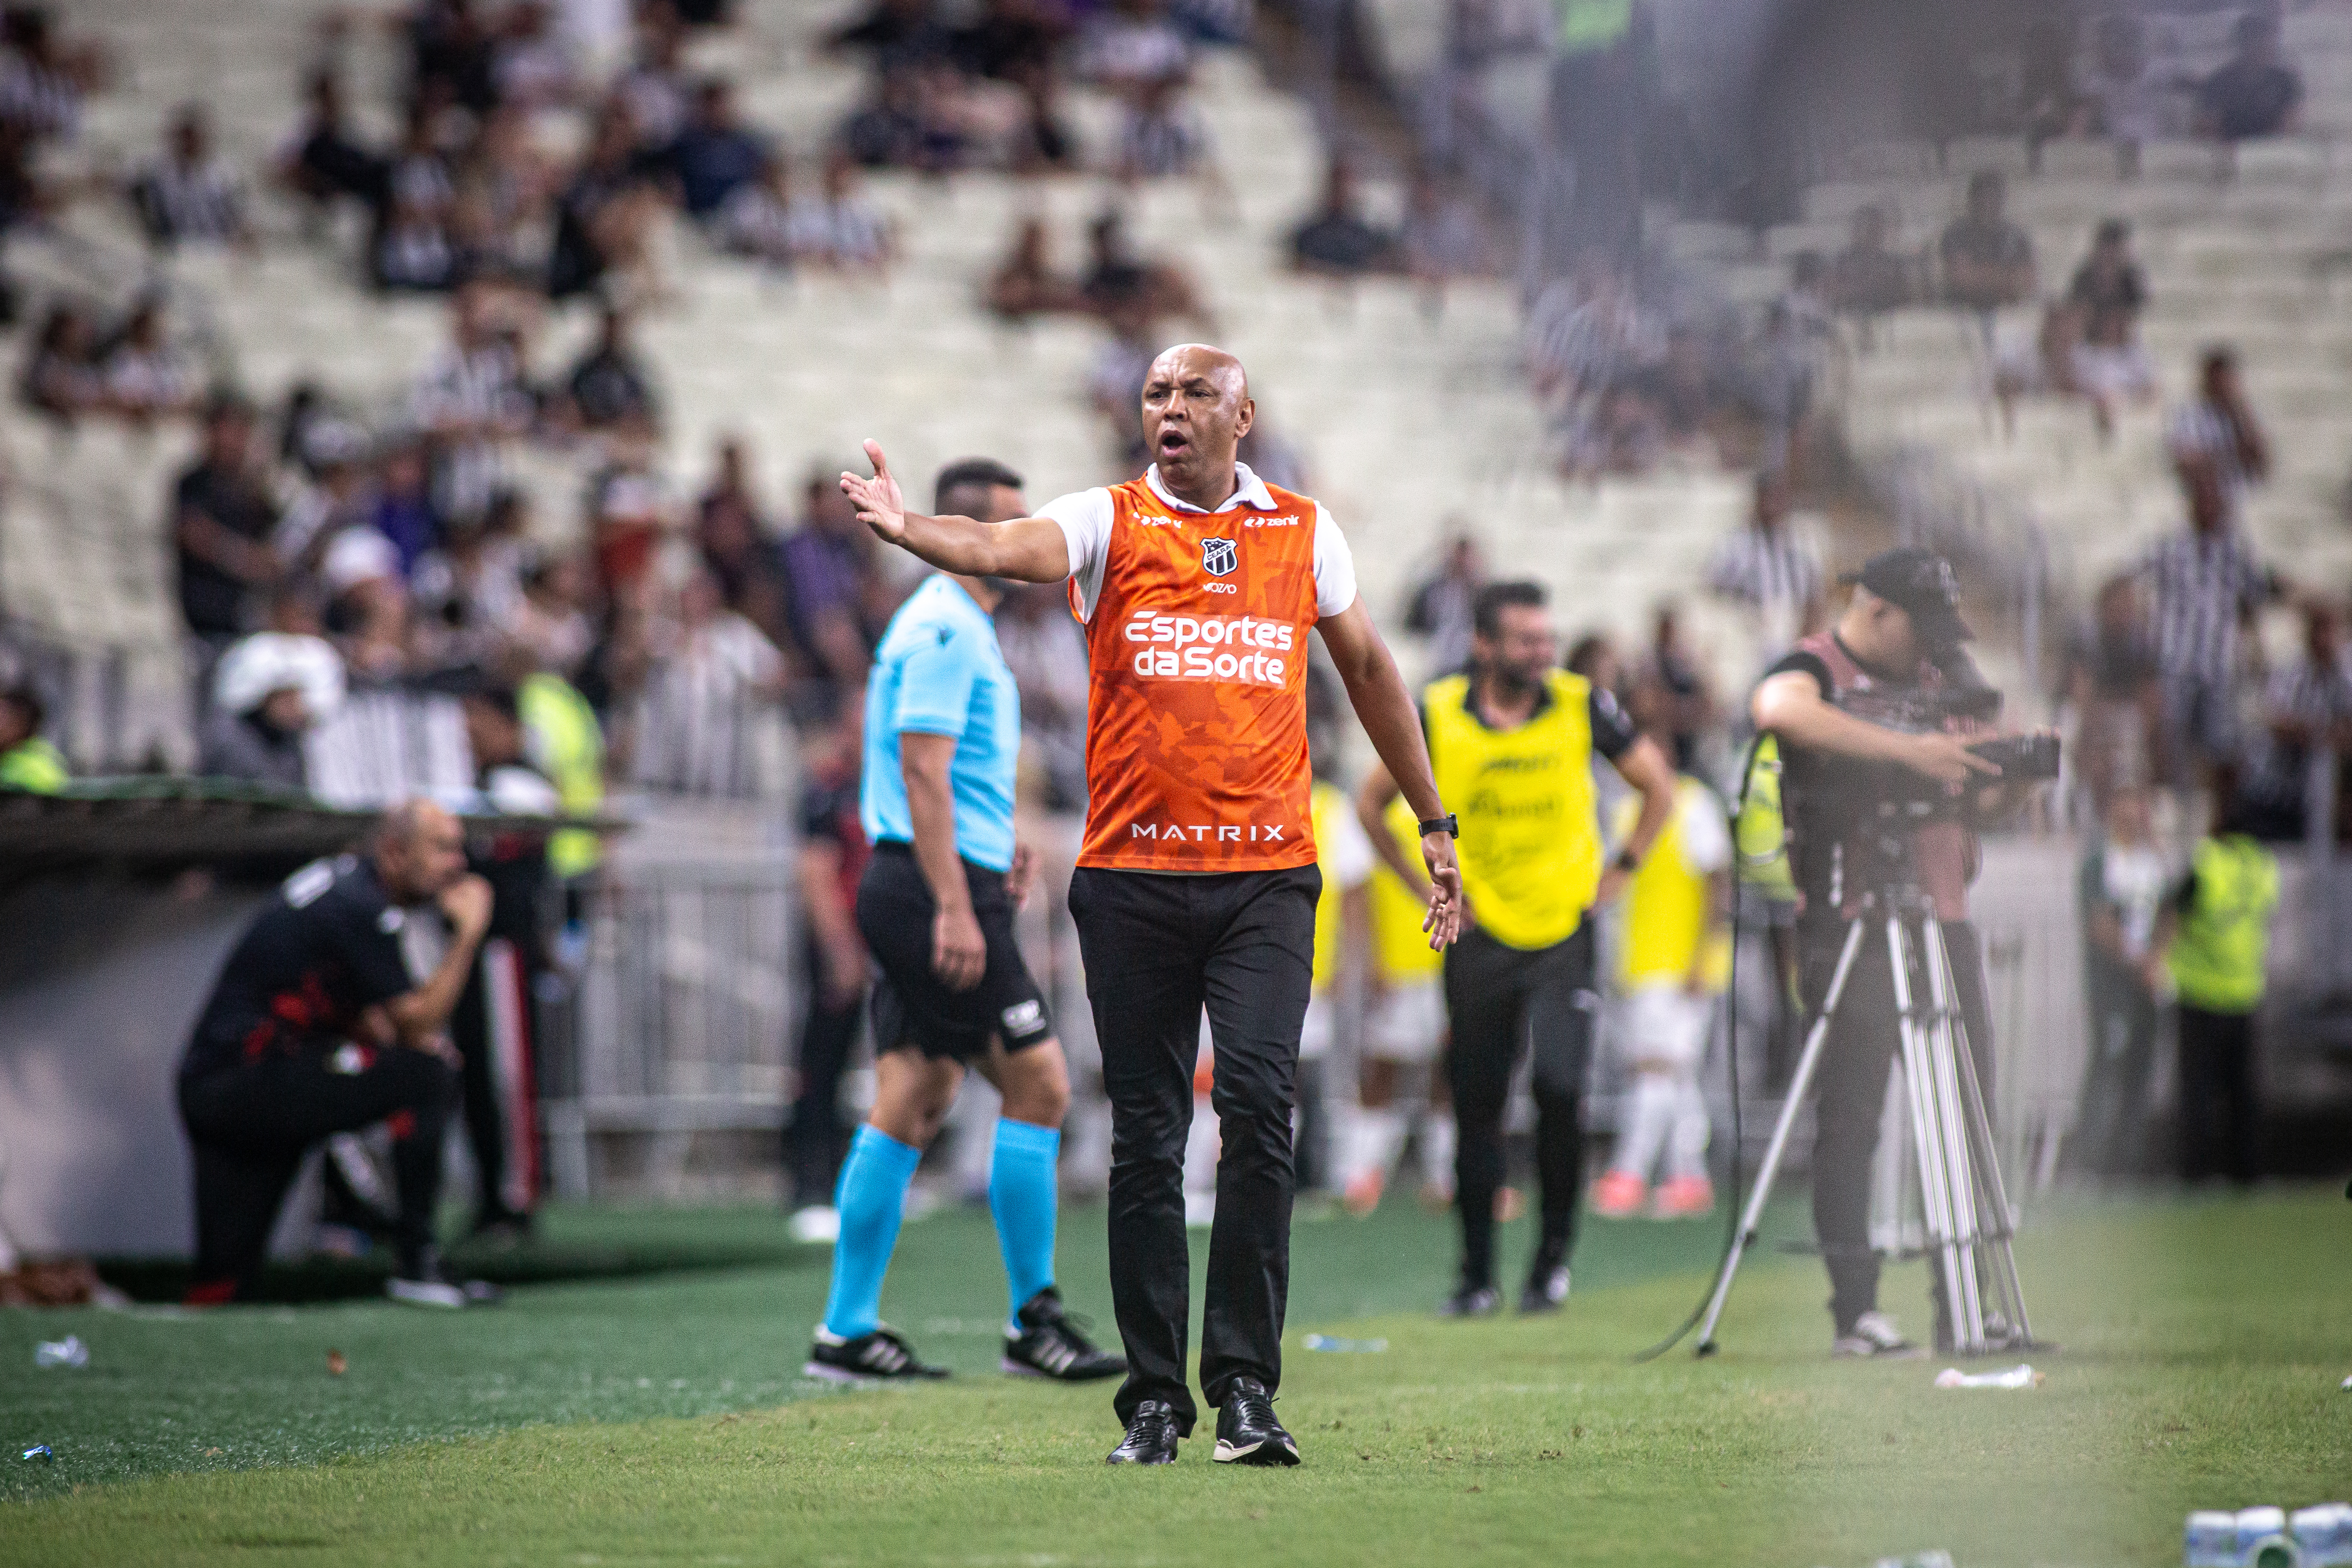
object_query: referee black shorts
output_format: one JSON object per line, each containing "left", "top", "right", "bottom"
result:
{"left": 856, "top": 841, "right": 1053, "bottom": 1063}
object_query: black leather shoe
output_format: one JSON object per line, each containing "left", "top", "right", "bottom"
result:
{"left": 1212, "top": 1377, "right": 1299, "bottom": 1467}
{"left": 1106, "top": 1399, "right": 1182, "bottom": 1465}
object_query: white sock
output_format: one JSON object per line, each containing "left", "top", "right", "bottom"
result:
{"left": 1344, "top": 1106, "right": 1406, "bottom": 1187}
{"left": 1183, "top": 1094, "right": 1220, "bottom": 1195}
{"left": 1614, "top": 1075, "right": 1679, "bottom": 1185}
{"left": 1665, "top": 1074, "right": 1711, "bottom": 1182}
{"left": 1417, "top": 1110, "right": 1456, "bottom": 1189}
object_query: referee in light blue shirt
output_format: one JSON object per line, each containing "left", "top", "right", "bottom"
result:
{"left": 805, "top": 457, "right": 1124, "bottom": 1387}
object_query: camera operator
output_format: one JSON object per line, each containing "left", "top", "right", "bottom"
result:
{"left": 1749, "top": 547, "right": 2033, "bottom": 1358}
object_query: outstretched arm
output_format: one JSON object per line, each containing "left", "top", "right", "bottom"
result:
{"left": 1319, "top": 599, "right": 1463, "bottom": 948}
{"left": 841, "top": 439, "right": 1071, "bottom": 583}
{"left": 1596, "top": 735, "right": 1677, "bottom": 905}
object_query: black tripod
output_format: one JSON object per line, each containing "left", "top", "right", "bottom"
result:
{"left": 1693, "top": 867, "right": 2037, "bottom": 1357}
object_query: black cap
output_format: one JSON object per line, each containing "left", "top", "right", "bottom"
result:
{"left": 1840, "top": 546, "right": 1973, "bottom": 652}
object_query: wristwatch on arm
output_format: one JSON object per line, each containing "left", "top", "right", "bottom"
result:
{"left": 1418, "top": 813, "right": 1458, "bottom": 839}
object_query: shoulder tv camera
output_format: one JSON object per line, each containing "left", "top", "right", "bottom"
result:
{"left": 1829, "top": 670, "right": 2061, "bottom": 814}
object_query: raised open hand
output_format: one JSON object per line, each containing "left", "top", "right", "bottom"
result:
{"left": 839, "top": 438, "right": 908, "bottom": 543}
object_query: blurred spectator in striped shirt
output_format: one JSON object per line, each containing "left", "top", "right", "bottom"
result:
{"left": 787, "top": 151, "right": 896, "bottom": 273}
{"left": 2142, "top": 457, "right": 2285, "bottom": 781}
{"left": 1117, "top": 71, "right": 1211, "bottom": 181}
{"left": 2165, "top": 346, "right": 2268, "bottom": 523}
{"left": 1082, "top": 0, "right": 1191, "bottom": 90}
{"left": 2243, "top": 600, "right": 2352, "bottom": 841}
{"left": 409, "top": 281, "right": 533, "bottom": 525}
{"left": 131, "top": 105, "right": 250, "bottom": 250}
{"left": 1525, "top": 252, "right": 1664, "bottom": 410}
{"left": 628, "top": 566, "right": 789, "bottom": 798}
{"left": 0, "top": 7, "right": 99, "bottom": 147}
{"left": 1705, "top": 470, "right": 1822, "bottom": 661}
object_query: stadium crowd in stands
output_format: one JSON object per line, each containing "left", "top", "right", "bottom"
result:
{"left": 0, "top": 0, "right": 2330, "bottom": 1257}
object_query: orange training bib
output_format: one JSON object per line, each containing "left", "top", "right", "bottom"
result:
{"left": 1072, "top": 476, "right": 1322, "bottom": 872}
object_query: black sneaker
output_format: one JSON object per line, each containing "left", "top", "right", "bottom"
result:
{"left": 1438, "top": 1284, "right": 1500, "bottom": 1318}
{"left": 804, "top": 1326, "right": 951, "bottom": 1383}
{"left": 1212, "top": 1377, "right": 1299, "bottom": 1467}
{"left": 1004, "top": 1288, "right": 1127, "bottom": 1382}
{"left": 1106, "top": 1399, "right": 1183, "bottom": 1465}
{"left": 1519, "top": 1265, "right": 1570, "bottom": 1315}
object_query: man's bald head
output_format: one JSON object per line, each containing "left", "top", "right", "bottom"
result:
{"left": 1141, "top": 343, "right": 1255, "bottom": 506}
{"left": 373, "top": 797, "right": 469, "bottom": 904}
{"left": 1149, "top": 343, "right": 1248, "bottom": 400}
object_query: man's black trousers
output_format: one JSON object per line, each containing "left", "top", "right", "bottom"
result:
{"left": 2069, "top": 958, "right": 2160, "bottom": 1177}
{"left": 450, "top": 938, "right": 540, "bottom": 1227}
{"left": 180, "top": 1043, "right": 458, "bottom": 1300}
{"left": 2176, "top": 1003, "right": 2258, "bottom": 1183}
{"left": 1799, "top": 915, "right": 1994, "bottom": 1336}
{"left": 1442, "top": 922, "right": 1597, "bottom": 1294}
{"left": 1068, "top": 863, "right": 1319, "bottom": 1433}
{"left": 784, "top": 930, "right": 863, "bottom": 1210}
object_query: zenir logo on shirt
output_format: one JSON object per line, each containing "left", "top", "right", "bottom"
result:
{"left": 1200, "top": 537, "right": 1237, "bottom": 578}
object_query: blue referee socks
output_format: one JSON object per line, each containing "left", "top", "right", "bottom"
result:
{"left": 820, "top": 1123, "right": 923, "bottom": 1340}
{"left": 989, "top": 1118, "right": 1060, "bottom": 1328}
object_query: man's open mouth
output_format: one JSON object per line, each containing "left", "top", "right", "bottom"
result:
{"left": 1157, "top": 428, "right": 1190, "bottom": 455}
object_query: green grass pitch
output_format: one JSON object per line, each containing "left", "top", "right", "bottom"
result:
{"left": 1, "top": 1186, "right": 2345, "bottom": 1566}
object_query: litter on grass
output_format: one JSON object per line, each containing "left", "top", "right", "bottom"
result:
{"left": 33, "top": 1335, "right": 87, "bottom": 1369}
{"left": 326, "top": 1349, "right": 348, "bottom": 1376}
{"left": 19, "top": 1445, "right": 51, "bottom": 1463}
{"left": 1935, "top": 1364, "right": 2041, "bottom": 1389}
{"left": 1301, "top": 1334, "right": 1388, "bottom": 1353}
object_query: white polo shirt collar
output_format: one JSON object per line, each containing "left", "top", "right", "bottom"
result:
{"left": 1144, "top": 460, "right": 1279, "bottom": 515}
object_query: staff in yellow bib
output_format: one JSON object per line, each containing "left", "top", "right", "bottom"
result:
{"left": 1360, "top": 582, "right": 1676, "bottom": 1317}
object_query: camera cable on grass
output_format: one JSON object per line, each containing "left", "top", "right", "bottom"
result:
{"left": 1632, "top": 797, "right": 1750, "bottom": 1365}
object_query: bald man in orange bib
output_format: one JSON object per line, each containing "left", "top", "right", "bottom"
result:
{"left": 842, "top": 344, "right": 1461, "bottom": 1467}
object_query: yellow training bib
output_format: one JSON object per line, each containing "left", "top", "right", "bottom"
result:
{"left": 1424, "top": 669, "right": 1603, "bottom": 951}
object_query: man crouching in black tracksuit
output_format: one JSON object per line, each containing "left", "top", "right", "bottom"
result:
{"left": 178, "top": 798, "right": 495, "bottom": 1307}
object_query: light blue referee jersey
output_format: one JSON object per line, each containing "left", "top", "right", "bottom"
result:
{"left": 860, "top": 575, "right": 1022, "bottom": 873}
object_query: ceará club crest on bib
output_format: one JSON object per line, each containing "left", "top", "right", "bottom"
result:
{"left": 1200, "top": 537, "right": 1238, "bottom": 578}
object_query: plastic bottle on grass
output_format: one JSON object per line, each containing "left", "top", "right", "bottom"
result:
{"left": 2293, "top": 1505, "right": 2352, "bottom": 1568}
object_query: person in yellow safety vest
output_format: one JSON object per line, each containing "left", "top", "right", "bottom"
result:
{"left": 0, "top": 683, "right": 67, "bottom": 793}
{"left": 1338, "top": 792, "right": 1455, "bottom": 1216}
{"left": 518, "top": 670, "right": 604, "bottom": 880}
{"left": 1590, "top": 767, "right": 1732, "bottom": 1220}
{"left": 2160, "top": 790, "right": 2279, "bottom": 1184}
